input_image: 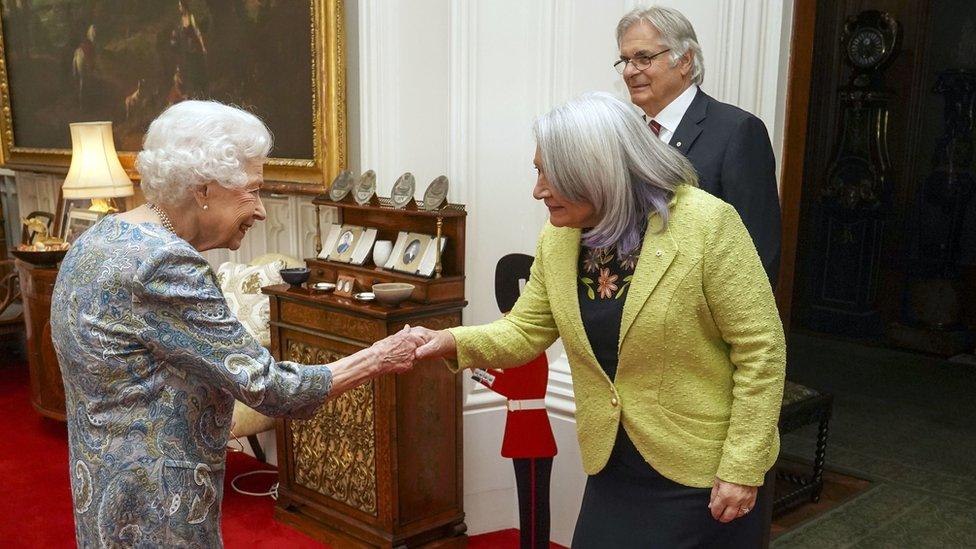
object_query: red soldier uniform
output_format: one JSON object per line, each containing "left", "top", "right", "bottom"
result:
{"left": 483, "top": 253, "right": 556, "bottom": 549}
{"left": 473, "top": 354, "right": 556, "bottom": 458}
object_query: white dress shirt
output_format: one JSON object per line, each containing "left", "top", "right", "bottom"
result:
{"left": 647, "top": 84, "right": 699, "bottom": 145}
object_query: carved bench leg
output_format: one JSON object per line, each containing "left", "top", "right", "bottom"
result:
{"left": 811, "top": 410, "right": 831, "bottom": 502}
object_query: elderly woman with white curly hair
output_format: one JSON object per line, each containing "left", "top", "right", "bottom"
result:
{"left": 413, "top": 92, "right": 785, "bottom": 547}
{"left": 50, "top": 100, "right": 422, "bottom": 548}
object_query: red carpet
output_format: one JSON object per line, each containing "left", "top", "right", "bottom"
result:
{"left": 0, "top": 362, "right": 566, "bottom": 548}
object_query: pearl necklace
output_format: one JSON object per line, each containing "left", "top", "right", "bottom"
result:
{"left": 146, "top": 203, "right": 175, "bottom": 234}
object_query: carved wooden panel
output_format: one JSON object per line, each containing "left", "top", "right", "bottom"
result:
{"left": 390, "top": 313, "right": 458, "bottom": 333}
{"left": 279, "top": 300, "right": 383, "bottom": 342}
{"left": 287, "top": 341, "right": 378, "bottom": 516}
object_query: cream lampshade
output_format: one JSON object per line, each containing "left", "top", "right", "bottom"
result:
{"left": 62, "top": 121, "right": 133, "bottom": 208}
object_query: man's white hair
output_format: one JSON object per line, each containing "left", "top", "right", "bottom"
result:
{"left": 135, "top": 100, "right": 272, "bottom": 207}
{"left": 616, "top": 6, "right": 705, "bottom": 86}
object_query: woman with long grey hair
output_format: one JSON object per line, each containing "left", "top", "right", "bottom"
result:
{"left": 413, "top": 92, "right": 785, "bottom": 547}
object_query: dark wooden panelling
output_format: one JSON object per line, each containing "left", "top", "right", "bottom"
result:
{"left": 792, "top": 0, "right": 936, "bottom": 330}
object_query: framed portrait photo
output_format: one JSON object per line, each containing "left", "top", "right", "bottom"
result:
{"left": 334, "top": 274, "right": 357, "bottom": 298}
{"left": 63, "top": 208, "right": 104, "bottom": 243}
{"left": 319, "top": 223, "right": 377, "bottom": 265}
{"left": 386, "top": 231, "right": 448, "bottom": 277}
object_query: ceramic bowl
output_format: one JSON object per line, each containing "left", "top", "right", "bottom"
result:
{"left": 10, "top": 249, "right": 68, "bottom": 267}
{"left": 371, "top": 282, "right": 415, "bottom": 307}
{"left": 279, "top": 267, "right": 310, "bottom": 287}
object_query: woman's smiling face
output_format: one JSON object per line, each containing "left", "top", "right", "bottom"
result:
{"left": 196, "top": 162, "right": 267, "bottom": 251}
{"left": 532, "top": 146, "right": 600, "bottom": 228}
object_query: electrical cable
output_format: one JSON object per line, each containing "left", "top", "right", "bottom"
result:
{"left": 231, "top": 470, "right": 280, "bottom": 500}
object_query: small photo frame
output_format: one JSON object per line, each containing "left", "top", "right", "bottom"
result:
{"left": 386, "top": 231, "right": 448, "bottom": 277}
{"left": 335, "top": 274, "right": 357, "bottom": 297}
{"left": 421, "top": 175, "right": 449, "bottom": 211}
{"left": 353, "top": 170, "right": 377, "bottom": 205}
{"left": 328, "top": 170, "right": 355, "bottom": 202}
{"left": 390, "top": 172, "right": 416, "bottom": 209}
{"left": 318, "top": 224, "right": 378, "bottom": 265}
{"left": 63, "top": 208, "right": 105, "bottom": 243}
{"left": 57, "top": 199, "right": 91, "bottom": 240}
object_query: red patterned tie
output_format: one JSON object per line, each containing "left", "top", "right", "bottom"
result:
{"left": 649, "top": 119, "right": 662, "bottom": 136}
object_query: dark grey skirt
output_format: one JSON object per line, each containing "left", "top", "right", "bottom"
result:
{"left": 571, "top": 427, "right": 764, "bottom": 549}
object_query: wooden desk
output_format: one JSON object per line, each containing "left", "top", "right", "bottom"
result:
{"left": 265, "top": 284, "right": 467, "bottom": 548}
{"left": 15, "top": 260, "right": 65, "bottom": 421}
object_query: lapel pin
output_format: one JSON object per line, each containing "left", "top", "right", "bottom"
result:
{"left": 675, "top": 141, "right": 682, "bottom": 147}
{"left": 655, "top": 250, "right": 663, "bottom": 257}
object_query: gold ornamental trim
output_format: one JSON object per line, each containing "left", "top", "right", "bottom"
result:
{"left": 287, "top": 341, "right": 377, "bottom": 515}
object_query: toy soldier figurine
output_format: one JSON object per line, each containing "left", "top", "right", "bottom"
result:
{"left": 472, "top": 254, "right": 557, "bottom": 549}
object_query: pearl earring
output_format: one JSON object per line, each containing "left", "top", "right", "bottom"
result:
{"left": 202, "top": 204, "right": 209, "bottom": 211}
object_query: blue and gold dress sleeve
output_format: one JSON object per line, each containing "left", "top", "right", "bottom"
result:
{"left": 132, "top": 240, "right": 332, "bottom": 419}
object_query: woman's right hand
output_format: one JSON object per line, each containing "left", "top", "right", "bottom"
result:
{"left": 410, "top": 327, "right": 458, "bottom": 361}
{"left": 326, "top": 325, "right": 424, "bottom": 397}
{"left": 370, "top": 325, "right": 426, "bottom": 375}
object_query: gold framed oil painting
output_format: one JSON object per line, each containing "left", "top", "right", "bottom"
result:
{"left": 0, "top": 0, "right": 345, "bottom": 186}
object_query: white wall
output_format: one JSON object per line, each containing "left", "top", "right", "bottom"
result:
{"left": 351, "top": 1, "right": 797, "bottom": 545}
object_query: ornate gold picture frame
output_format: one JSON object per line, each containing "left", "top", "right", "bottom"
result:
{"left": 0, "top": 0, "right": 345, "bottom": 188}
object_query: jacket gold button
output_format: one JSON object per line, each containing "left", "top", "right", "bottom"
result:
{"left": 611, "top": 397, "right": 619, "bottom": 407}
{"left": 655, "top": 250, "right": 663, "bottom": 257}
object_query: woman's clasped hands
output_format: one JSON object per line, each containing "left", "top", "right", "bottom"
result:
{"left": 369, "top": 325, "right": 456, "bottom": 375}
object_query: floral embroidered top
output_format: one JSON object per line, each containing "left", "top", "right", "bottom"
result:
{"left": 578, "top": 241, "right": 642, "bottom": 381}
{"left": 50, "top": 216, "right": 333, "bottom": 548}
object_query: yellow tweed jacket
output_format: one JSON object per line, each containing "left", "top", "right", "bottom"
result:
{"left": 449, "top": 185, "right": 785, "bottom": 488}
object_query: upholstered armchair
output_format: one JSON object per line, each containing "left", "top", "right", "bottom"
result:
{"left": 218, "top": 253, "right": 304, "bottom": 462}
{"left": 0, "top": 259, "right": 24, "bottom": 354}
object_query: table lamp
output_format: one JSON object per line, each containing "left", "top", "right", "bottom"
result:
{"left": 62, "top": 121, "right": 133, "bottom": 212}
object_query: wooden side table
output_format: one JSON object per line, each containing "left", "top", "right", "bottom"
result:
{"left": 265, "top": 284, "right": 467, "bottom": 548}
{"left": 15, "top": 260, "right": 65, "bottom": 421}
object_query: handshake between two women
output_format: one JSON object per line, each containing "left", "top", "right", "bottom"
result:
{"left": 326, "top": 325, "right": 457, "bottom": 397}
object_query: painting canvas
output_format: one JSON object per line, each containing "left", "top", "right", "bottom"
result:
{"left": 0, "top": 0, "right": 345, "bottom": 184}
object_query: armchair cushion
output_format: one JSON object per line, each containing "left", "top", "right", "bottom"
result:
{"left": 219, "top": 254, "right": 302, "bottom": 459}
{"left": 216, "top": 260, "right": 287, "bottom": 347}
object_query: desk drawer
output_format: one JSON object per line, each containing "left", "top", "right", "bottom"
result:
{"left": 278, "top": 300, "right": 385, "bottom": 343}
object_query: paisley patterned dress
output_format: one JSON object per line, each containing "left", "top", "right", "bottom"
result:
{"left": 51, "top": 216, "right": 333, "bottom": 548}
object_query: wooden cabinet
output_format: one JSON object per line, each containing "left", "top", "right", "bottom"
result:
{"left": 266, "top": 286, "right": 467, "bottom": 548}
{"left": 268, "top": 193, "right": 468, "bottom": 548}
{"left": 15, "top": 260, "right": 65, "bottom": 421}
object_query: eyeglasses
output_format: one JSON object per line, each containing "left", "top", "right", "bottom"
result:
{"left": 613, "top": 48, "right": 671, "bottom": 74}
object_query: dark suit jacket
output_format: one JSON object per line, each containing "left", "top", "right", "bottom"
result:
{"left": 669, "top": 89, "right": 781, "bottom": 284}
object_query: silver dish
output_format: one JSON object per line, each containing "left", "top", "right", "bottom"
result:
{"left": 354, "top": 292, "right": 376, "bottom": 301}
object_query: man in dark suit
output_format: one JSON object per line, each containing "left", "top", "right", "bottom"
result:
{"left": 615, "top": 7, "right": 781, "bottom": 284}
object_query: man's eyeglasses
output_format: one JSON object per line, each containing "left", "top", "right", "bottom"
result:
{"left": 613, "top": 48, "right": 671, "bottom": 75}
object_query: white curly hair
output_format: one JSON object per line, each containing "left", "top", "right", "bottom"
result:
{"left": 135, "top": 100, "right": 273, "bottom": 207}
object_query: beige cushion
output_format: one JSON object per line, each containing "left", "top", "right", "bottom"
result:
{"left": 217, "top": 260, "right": 287, "bottom": 347}
{"left": 231, "top": 400, "right": 275, "bottom": 437}
{"left": 250, "top": 253, "right": 305, "bottom": 269}
{"left": 220, "top": 254, "right": 301, "bottom": 443}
